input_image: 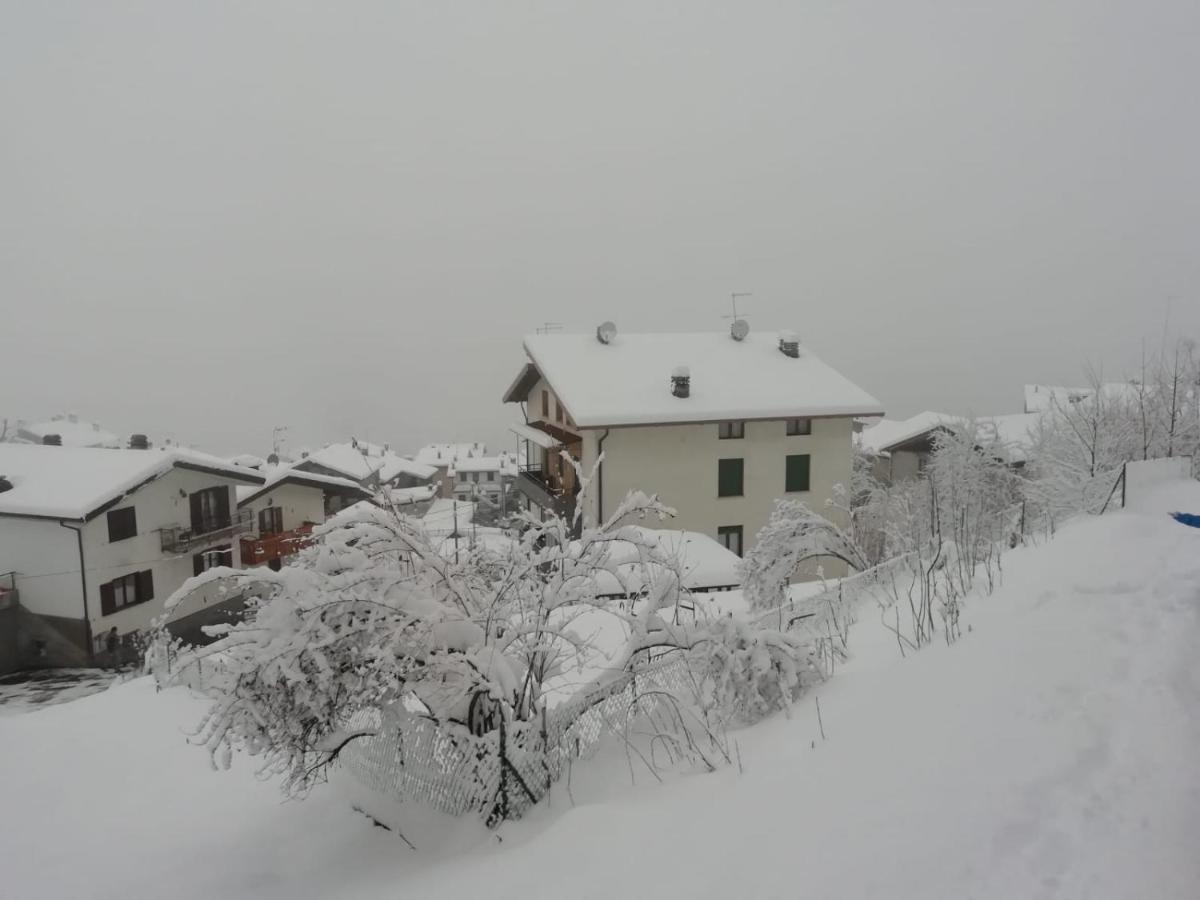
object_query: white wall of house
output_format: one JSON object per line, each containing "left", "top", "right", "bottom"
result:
{"left": 240, "top": 482, "right": 326, "bottom": 534}
{"left": 580, "top": 416, "right": 854, "bottom": 567}
{"left": 0, "top": 517, "right": 82, "bottom": 620}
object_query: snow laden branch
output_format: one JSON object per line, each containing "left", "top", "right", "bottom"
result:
{"left": 740, "top": 498, "right": 870, "bottom": 611}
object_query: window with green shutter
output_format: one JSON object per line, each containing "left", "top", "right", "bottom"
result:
{"left": 785, "top": 454, "right": 811, "bottom": 492}
{"left": 718, "top": 458, "right": 744, "bottom": 497}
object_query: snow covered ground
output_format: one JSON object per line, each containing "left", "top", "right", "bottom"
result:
{"left": 2, "top": 484, "right": 1199, "bottom": 899}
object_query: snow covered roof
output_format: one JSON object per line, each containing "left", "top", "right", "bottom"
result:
{"left": 0, "top": 445, "right": 264, "bottom": 520}
{"left": 858, "top": 412, "right": 956, "bottom": 455}
{"left": 227, "top": 453, "right": 268, "bottom": 470}
{"left": 292, "top": 442, "right": 435, "bottom": 483}
{"left": 859, "top": 410, "right": 1042, "bottom": 462}
{"left": 414, "top": 442, "right": 487, "bottom": 467}
{"left": 235, "top": 466, "right": 370, "bottom": 507}
{"left": 16, "top": 416, "right": 121, "bottom": 449}
{"left": 587, "top": 527, "right": 742, "bottom": 595}
{"left": 513, "top": 331, "right": 884, "bottom": 428}
{"left": 450, "top": 452, "right": 518, "bottom": 475}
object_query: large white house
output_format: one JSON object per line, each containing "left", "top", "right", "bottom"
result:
{"left": 0, "top": 444, "right": 266, "bottom": 672}
{"left": 502, "top": 325, "right": 883, "bottom": 562}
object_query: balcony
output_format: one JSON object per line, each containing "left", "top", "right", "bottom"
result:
{"left": 239, "top": 523, "right": 316, "bottom": 568}
{"left": 160, "top": 509, "right": 253, "bottom": 554}
{"left": 514, "top": 467, "right": 577, "bottom": 523}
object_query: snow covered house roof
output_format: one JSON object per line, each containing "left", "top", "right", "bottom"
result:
{"left": 291, "top": 442, "right": 435, "bottom": 484}
{"left": 235, "top": 467, "right": 370, "bottom": 507}
{"left": 586, "top": 527, "right": 742, "bottom": 595}
{"left": 414, "top": 442, "right": 487, "bottom": 467}
{"left": 508, "top": 331, "right": 884, "bottom": 428}
{"left": 16, "top": 416, "right": 121, "bottom": 449}
{"left": 859, "top": 411, "right": 1042, "bottom": 463}
{"left": 449, "top": 451, "right": 519, "bottom": 476}
{"left": 0, "top": 445, "right": 264, "bottom": 521}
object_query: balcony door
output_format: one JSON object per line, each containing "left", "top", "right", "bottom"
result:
{"left": 190, "top": 487, "right": 230, "bottom": 535}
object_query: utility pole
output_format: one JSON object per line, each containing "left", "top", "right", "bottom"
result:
{"left": 452, "top": 499, "right": 459, "bottom": 564}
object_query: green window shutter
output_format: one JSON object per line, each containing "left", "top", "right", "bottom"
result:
{"left": 718, "top": 458, "right": 744, "bottom": 497}
{"left": 786, "top": 454, "right": 811, "bottom": 492}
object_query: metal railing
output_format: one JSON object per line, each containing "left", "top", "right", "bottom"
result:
{"left": 160, "top": 509, "right": 253, "bottom": 554}
{"left": 0, "top": 571, "right": 17, "bottom": 608}
{"left": 239, "top": 523, "right": 315, "bottom": 567}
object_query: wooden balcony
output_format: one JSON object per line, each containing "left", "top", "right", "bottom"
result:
{"left": 239, "top": 523, "right": 316, "bottom": 568}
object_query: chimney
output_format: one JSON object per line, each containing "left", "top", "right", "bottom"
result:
{"left": 128, "top": 434, "right": 149, "bottom": 450}
{"left": 42, "top": 434, "right": 62, "bottom": 446}
{"left": 0, "top": 476, "right": 12, "bottom": 494}
{"left": 671, "top": 366, "right": 691, "bottom": 398}
{"left": 778, "top": 331, "right": 800, "bottom": 358}
{"left": 267, "top": 453, "right": 280, "bottom": 465}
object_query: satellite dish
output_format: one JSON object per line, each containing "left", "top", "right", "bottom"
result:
{"left": 730, "top": 318, "right": 750, "bottom": 341}
{"left": 596, "top": 321, "right": 617, "bottom": 345}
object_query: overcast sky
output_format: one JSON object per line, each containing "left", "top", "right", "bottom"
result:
{"left": 2, "top": 1, "right": 1198, "bottom": 457}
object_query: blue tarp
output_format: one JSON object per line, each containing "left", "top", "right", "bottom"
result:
{"left": 1171, "top": 512, "right": 1200, "bottom": 529}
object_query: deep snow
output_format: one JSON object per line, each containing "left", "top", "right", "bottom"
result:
{"left": 2, "top": 488, "right": 1199, "bottom": 900}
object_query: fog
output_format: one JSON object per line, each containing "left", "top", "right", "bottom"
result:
{"left": 2, "top": 1, "right": 1198, "bottom": 456}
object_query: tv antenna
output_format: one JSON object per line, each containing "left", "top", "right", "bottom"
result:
{"left": 724, "top": 292, "right": 752, "bottom": 322}
{"left": 272, "top": 425, "right": 288, "bottom": 456}
{"left": 536, "top": 322, "right": 564, "bottom": 335}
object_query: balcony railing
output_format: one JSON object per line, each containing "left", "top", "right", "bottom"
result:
{"left": 239, "top": 523, "right": 316, "bottom": 568}
{"left": 514, "top": 469, "right": 576, "bottom": 523}
{"left": 160, "top": 509, "right": 253, "bottom": 554}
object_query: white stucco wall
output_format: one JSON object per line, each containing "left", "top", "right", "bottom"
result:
{"left": 0, "top": 517, "right": 83, "bottom": 619}
{"left": 580, "top": 417, "right": 854, "bottom": 564}
{"left": 239, "top": 482, "right": 326, "bottom": 533}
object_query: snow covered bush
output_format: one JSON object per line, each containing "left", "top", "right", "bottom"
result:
{"left": 160, "top": 461, "right": 814, "bottom": 809}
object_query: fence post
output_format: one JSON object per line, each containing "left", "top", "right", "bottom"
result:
{"left": 1120, "top": 462, "right": 1127, "bottom": 508}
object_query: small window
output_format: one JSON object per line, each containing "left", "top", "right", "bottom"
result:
{"left": 456, "top": 493, "right": 468, "bottom": 501}
{"left": 486, "top": 471, "right": 495, "bottom": 482}
{"left": 541, "top": 390, "right": 549, "bottom": 418}
{"left": 471, "top": 472, "right": 480, "bottom": 483}
{"left": 258, "top": 506, "right": 283, "bottom": 535}
{"left": 718, "top": 421, "right": 745, "bottom": 440}
{"left": 555, "top": 400, "right": 564, "bottom": 424}
{"left": 107, "top": 507, "right": 137, "bottom": 542}
{"left": 193, "top": 545, "right": 233, "bottom": 577}
{"left": 786, "top": 454, "right": 811, "bottom": 493}
{"left": 718, "top": 458, "right": 744, "bottom": 497}
{"left": 717, "top": 525, "right": 744, "bottom": 557}
{"left": 99, "top": 569, "right": 154, "bottom": 616}
{"left": 786, "top": 418, "right": 812, "bottom": 436}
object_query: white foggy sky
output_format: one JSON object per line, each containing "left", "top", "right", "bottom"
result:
{"left": 2, "top": 1, "right": 1198, "bottom": 456}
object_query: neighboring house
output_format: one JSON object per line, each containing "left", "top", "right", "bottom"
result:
{"left": 414, "top": 442, "right": 489, "bottom": 498}
{"left": 446, "top": 452, "right": 519, "bottom": 507}
{"left": 859, "top": 410, "right": 1042, "bottom": 483}
{"left": 14, "top": 414, "right": 122, "bottom": 448}
{"left": 235, "top": 469, "right": 371, "bottom": 570}
{"left": 501, "top": 325, "right": 884, "bottom": 566}
{"left": 0, "top": 444, "right": 265, "bottom": 673}
{"left": 290, "top": 440, "right": 436, "bottom": 513}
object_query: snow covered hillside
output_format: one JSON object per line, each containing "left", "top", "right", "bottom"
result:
{"left": 2, "top": 485, "right": 1199, "bottom": 900}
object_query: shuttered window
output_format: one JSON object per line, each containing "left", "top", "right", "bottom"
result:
{"left": 786, "top": 454, "right": 811, "bottom": 493}
{"left": 258, "top": 506, "right": 283, "bottom": 535}
{"left": 718, "top": 458, "right": 744, "bottom": 497}
{"left": 99, "top": 570, "right": 155, "bottom": 616}
{"left": 190, "top": 487, "right": 230, "bottom": 535}
{"left": 106, "top": 507, "right": 137, "bottom": 542}
{"left": 193, "top": 545, "right": 233, "bottom": 577}
{"left": 786, "top": 418, "right": 812, "bottom": 436}
{"left": 717, "top": 525, "right": 744, "bottom": 557}
{"left": 718, "top": 421, "right": 745, "bottom": 440}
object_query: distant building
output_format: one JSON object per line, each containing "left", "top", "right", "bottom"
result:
{"left": 290, "top": 440, "right": 436, "bottom": 514}
{"left": 502, "top": 325, "right": 883, "bottom": 564}
{"left": 14, "top": 414, "right": 121, "bottom": 449}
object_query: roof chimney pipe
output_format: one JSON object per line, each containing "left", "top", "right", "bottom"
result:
{"left": 671, "top": 366, "right": 691, "bottom": 398}
{"left": 128, "top": 434, "right": 149, "bottom": 450}
{"left": 778, "top": 331, "right": 800, "bottom": 358}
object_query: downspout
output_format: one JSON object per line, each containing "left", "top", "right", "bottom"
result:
{"left": 596, "top": 429, "right": 610, "bottom": 523}
{"left": 58, "top": 520, "right": 93, "bottom": 664}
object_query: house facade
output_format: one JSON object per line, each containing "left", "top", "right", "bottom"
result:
{"left": 236, "top": 470, "right": 371, "bottom": 570}
{"left": 502, "top": 326, "right": 884, "bottom": 566}
{"left": 0, "top": 445, "right": 265, "bottom": 672}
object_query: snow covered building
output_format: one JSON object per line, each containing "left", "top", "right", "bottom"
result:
{"left": 235, "top": 469, "right": 371, "bottom": 570}
{"left": 414, "top": 442, "right": 492, "bottom": 499}
{"left": 290, "top": 440, "right": 436, "bottom": 513}
{"left": 859, "top": 410, "right": 1042, "bottom": 483}
{"left": 13, "top": 414, "right": 122, "bottom": 448}
{"left": 502, "top": 325, "right": 884, "bottom": 561}
{"left": 0, "top": 445, "right": 265, "bottom": 672}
